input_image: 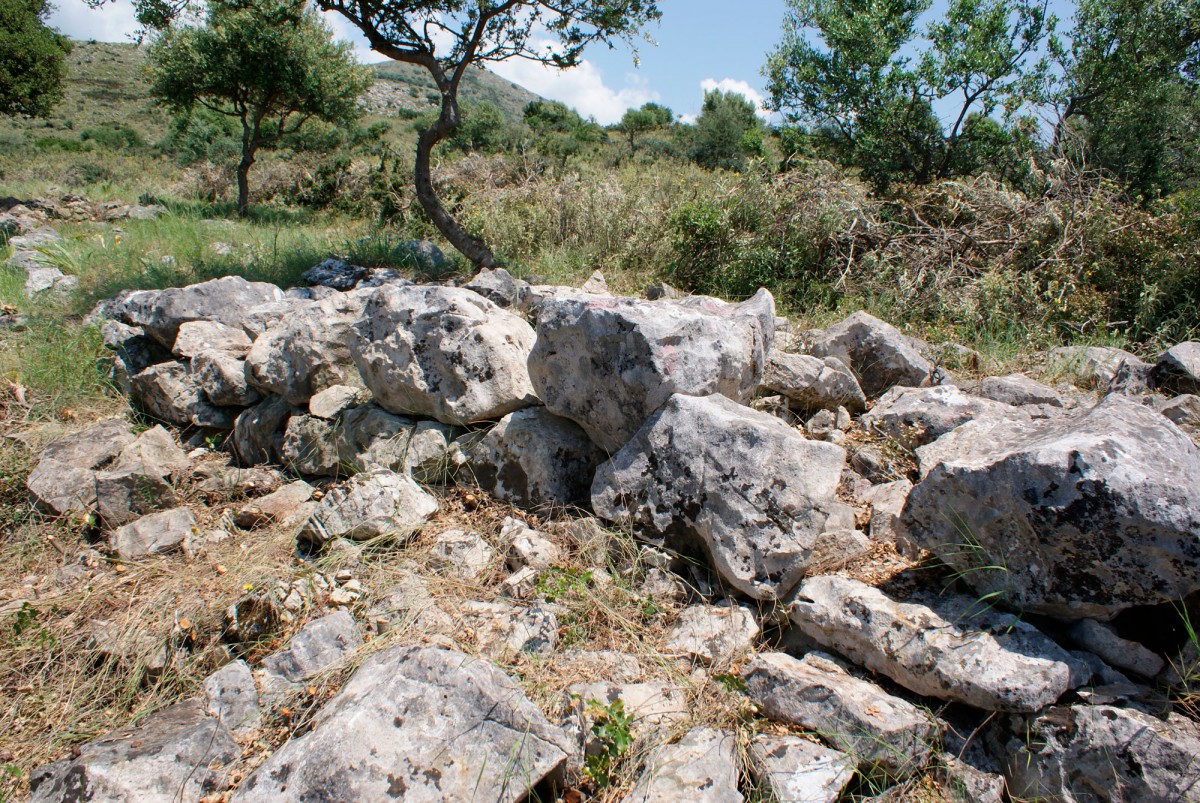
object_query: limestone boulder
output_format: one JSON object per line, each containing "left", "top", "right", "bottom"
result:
{"left": 29, "top": 701, "right": 237, "bottom": 803}
{"left": 353, "top": 284, "right": 538, "bottom": 424}
{"left": 109, "top": 507, "right": 197, "bottom": 560}
{"left": 592, "top": 393, "right": 855, "bottom": 600}
{"left": 623, "top": 728, "right": 743, "bottom": 803}
{"left": 334, "top": 403, "right": 457, "bottom": 480}
{"left": 27, "top": 419, "right": 134, "bottom": 515}
{"left": 1004, "top": 705, "right": 1200, "bottom": 802}
{"left": 203, "top": 660, "right": 261, "bottom": 735}
{"left": 788, "top": 575, "right": 1086, "bottom": 711}
{"left": 171, "top": 320, "right": 251, "bottom": 359}
{"left": 761, "top": 351, "right": 867, "bottom": 413}
{"left": 1048, "top": 345, "right": 1152, "bottom": 392}
{"left": 246, "top": 292, "right": 364, "bottom": 405}
{"left": 1158, "top": 394, "right": 1200, "bottom": 443}
{"left": 748, "top": 735, "right": 855, "bottom": 803}
{"left": 806, "top": 311, "right": 934, "bottom": 397}
{"left": 664, "top": 603, "right": 759, "bottom": 668}
{"left": 862, "top": 384, "right": 1030, "bottom": 449}
{"left": 232, "top": 646, "right": 572, "bottom": 803}
{"left": 464, "top": 266, "right": 524, "bottom": 307}
{"left": 976, "top": 374, "right": 1064, "bottom": 407}
{"left": 260, "top": 610, "right": 362, "bottom": 688}
{"left": 1154, "top": 341, "right": 1200, "bottom": 395}
{"left": 468, "top": 407, "right": 605, "bottom": 509}
{"left": 296, "top": 469, "right": 437, "bottom": 550}
{"left": 95, "top": 425, "right": 188, "bottom": 527}
{"left": 529, "top": 289, "right": 775, "bottom": 451}
{"left": 131, "top": 361, "right": 235, "bottom": 429}
{"left": 116, "top": 276, "right": 283, "bottom": 347}
{"left": 231, "top": 395, "right": 294, "bottom": 466}
{"left": 303, "top": 258, "right": 366, "bottom": 291}
{"left": 744, "top": 652, "right": 938, "bottom": 778}
{"left": 903, "top": 394, "right": 1200, "bottom": 618}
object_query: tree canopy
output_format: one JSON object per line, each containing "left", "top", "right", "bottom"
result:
{"left": 147, "top": 0, "right": 373, "bottom": 215}
{"left": 691, "top": 89, "right": 764, "bottom": 172}
{"left": 0, "top": 0, "right": 72, "bottom": 118}
{"left": 315, "top": 0, "right": 661, "bottom": 267}
{"left": 617, "top": 101, "right": 673, "bottom": 154}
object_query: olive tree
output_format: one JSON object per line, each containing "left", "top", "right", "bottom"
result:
{"left": 0, "top": 0, "right": 72, "bottom": 117}
{"left": 147, "top": 0, "right": 373, "bottom": 215}
{"left": 317, "top": 0, "right": 661, "bottom": 267}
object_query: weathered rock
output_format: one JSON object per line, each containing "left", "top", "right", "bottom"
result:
{"left": 664, "top": 603, "right": 760, "bottom": 668}
{"left": 233, "top": 646, "right": 571, "bottom": 803}
{"left": 904, "top": 394, "right": 1200, "bottom": 618}
{"left": 428, "top": 528, "right": 494, "bottom": 580}
{"left": 204, "top": 659, "right": 261, "bottom": 734}
{"left": 1154, "top": 342, "right": 1200, "bottom": 395}
{"left": 235, "top": 480, "right": 314, "bottom": 529}
{"left": 102, "top": 320, "right": 171, "bottom": 394}
{"left": 95, "top": 425, "right": 187, "bottom": 527}
{"left": 231, "top": 396, "right": 293, "bottom": 466}
{"left": 863, "top": 384, "right": 1030, "bottom": 449}
{"left": 468, "top": 407, "right": 605, "bottom": 509}
{"left": 556, "top": 650, "right": 643, "bottom": 683}
{"left": 940, "top": 753, "right": 1006, "bottom": 803}
{"left": 132, "top": 361, "right": 234, "bottom": 429}
{"left": 393, "top": 238, "right": 452, "bottom": 276}
{"left": 353, "top": 284, "right": 538, "bottom": 424}
{"left": 789, "top": 576, "right": 1085, "bottom": 711}
{"left": 592, "top": 393, "right": 855, "bottom": 600}
{"left": 110, "top": 507, "right": 197, "bottom": 560}
{"left": 171, "top": 320, "right": 252, "bottom": 358}
{"left": 296, "top": 469, "right": 437, "bottom": 550}
{"left": 26, "top": 419, "right": 135, "bottom": 515}
{"left": 748, "top": 735, "right": 855, "bottom": 803}
{"left": 562, "top": 682, "right": 689, "bottom": 756}
{"left": 260, "top": 610, "right": 362, "bottom": 686}
{"left": 1048, "top": 345, "right": 1152, "bottom": 392}
{"left": 976, "top": 374, "right": 1064, "bottom": 407}
{"left": 807, "top": 311, "right": 934, "bottom": 397}
{"left": 334, "top": 403, "right": 457, "bottom": 479}
{"left": 303, "top": 258, "right": 366, "bottom": 291}
{"left": 366, "top": 569, "right": 454, "bottom": 635}
{"left": 195, "top": 464, "right": 284, "bottom": 496}
{"left": 116, "top": 276, "right": 283, "bottom": 348}
{"left": 623, "top": 728, "right": 743, "bottom": 803}
{"left": 502, "top": 517, "right": 562, "bottom": 571}
{"left": 1004, "top": 705, "right": 1200, "bottom": 802}
{"left": 1066, "top": 618, "right": 1164, "bottom": 678}
{"left": 308, "top": 384, "right": 364, "bottom": 419}
{"left": 192, "top": 349, "right": 260, "bottom": 407}
{"left": 29, "top": 700, "right": 238, "bottom": 803}
{"left": 280, "top": 414, "right": 340, "bottom": 476}
{"left": 530, "top": 289, "right": 775, "bottom": 451}
{"left": 456, "top": 600, "right": 558, "bottom": 659}
{"left": 246, "top": 293, "right": 364, "bottom": 405}
{"left": 762, "top": 351, "right": 867, "bottom": 413}
{"left": 464, "top": 266, "right": 524, "bottom": 307}
{"left": 744, "top": 652, "right": 938, "bottom": 777}
{"left": 860, "top": 479, "right": 915, "bottom": 553}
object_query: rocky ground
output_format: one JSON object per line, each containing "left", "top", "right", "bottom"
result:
{"left": 5, "top": 229, "right": 1200, "bottom": 801}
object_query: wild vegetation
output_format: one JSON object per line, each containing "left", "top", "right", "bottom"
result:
{"left": 0, "top": 0, "right": 1198, "bottom": 796}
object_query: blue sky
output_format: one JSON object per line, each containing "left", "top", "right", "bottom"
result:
{"left": 48, "top": 0, "right": 790, "bottom": 124}
{"left": 48, "top": 0, "right": 1072, "bottom": 126}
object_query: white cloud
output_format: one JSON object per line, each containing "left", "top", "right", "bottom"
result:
{"left": 48, "top": 0, "right": 141, "bottom": 42}
{"left": 699, "top": 77, "right": 771, "bottom": 119}
{"left": 490, "top": 57, "right": 659, "bottom": 125}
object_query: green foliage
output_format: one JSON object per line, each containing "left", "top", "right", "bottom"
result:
{"left": 80, "top": 122, "right": 146, "bottom": 151}
{"left": 766, "top": 0, "right": 1054, "bottom": 190}
{"left": 147, "top": 0, "right": 374, "bottom": 213}
{"left": 523, "top": 99, "right": 606, "bottom": 168}
{"left": 583, "top": 697, "right": 635, "bottom": 789}
{"left": 536, "top": 567, "right": 594, "bottom": 602}
{"left": 158, "top": 105, "right": 241, "bottom": 164}
{"left": 616, "top": 101, "right": 673, "bottom": 153}
{"left": 690, "top": 89, "right": 764, "bottom": 171}
{"left": 0, "top": 0, "right": 72, "bottom": 117}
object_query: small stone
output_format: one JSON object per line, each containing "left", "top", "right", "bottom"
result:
{"left": 308, "top": 384, "right": 363, "bottom": 419}
{"left": 502, "top": 517, "right": 562, "bottom": 571}
{"left": 109, "top": 508, "right": 197, "bottom": 560}
{"left": 503, "top": 566, "right": 539, "bottom": 599}
{"left": 1067, "top": 619, "right": 1165, "bottom": 678}
{"left": 748, "top": 735, "right": 855, "bottom": 803}
{"left": 235, "top": 481, "right": 315, "bottom": 529}
{"left": 429, "top": 529, "right": 495, "bottom": 580}
{"left": 665, "top": 604, "right": 759, "bottom": 668}
{"left": 623, "top": 727, "right": 742, "bottom": 803}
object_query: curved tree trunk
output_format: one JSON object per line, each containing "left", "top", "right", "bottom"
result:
{"left": 236, "top": 151, "right": 254, "bottom": 217}
{"left": 414, "top": 87, "right": 498, "bottom": 269}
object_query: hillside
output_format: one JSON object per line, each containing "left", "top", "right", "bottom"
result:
{"left": 0, "top": 40, "right": 544, "bottom": 149}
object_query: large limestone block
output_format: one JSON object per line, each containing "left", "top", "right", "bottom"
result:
{"left": 748, "top": 735, "right": 855, "bottom": 803}
{"left": 232, "top": 646, "right": 572, "bottom": 803}
{"left": 116, "top": 276, "right": 283, "bottom": 347}
{"left": 246, "top": 293, "right": 364, "bottom": 405}
{"left": 529, "top": 289, "right": 775, "bottom": 451}
{"left": 296, "top": 469, "right": 437, "bottom": 550}
{"left": 761, "top": 351, "right": 867, "bottom": 413}
{"left": 29, "top": 701, "right": 238, "bottom": 803}
{"left": 1048, "top": 345, "right": 1152, "bottom": 392}
{"left": 353, "top": 284, "right": 537, "bottom": 424}
{"left": 1154, "top": 341, "right": 1200, "bottom": 395}
{"left": 789, "top": 575, "right": 1085, "bottom": 711}
{"left": 623, "top": 728, "right": 743, "bottom": 803}
{"left": 131, "top": 361, "right": 234, "bottom": 429}
{"left": 592, "top": 393, "right": 852, "bottom": 600}
{"left": 26, "top": 419, "right": 135, "bottom": 515}
{"left": 863, "top": 384, "right": 1030, "bottom": 449}
{"left": 904, "top": 394, "right": 1200, "bottom": 619}
{"left": 468, "top": 407, "right": 605, "bottom": 509}
{"left": 806, "top": 311, "right": 934, "bottom": 397}
{"left": 1004, "top": 705, "right": 1200, "bottom": 802}
{"left": 744, "top": 652, "right": 938, "bottom": 778}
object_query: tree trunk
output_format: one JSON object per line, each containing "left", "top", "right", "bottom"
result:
{"left": 415, "top": 88, "right": 497, "bottom": 268}
{"left": 237, "top": 127, "right": 257, "bottom": 218}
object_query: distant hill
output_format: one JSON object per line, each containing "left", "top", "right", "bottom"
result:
{"left": 367, "top": 61, "right": 543, "bottom": 122}
{"left": 0, "top": 41, "right": 545, "bottom": 147}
